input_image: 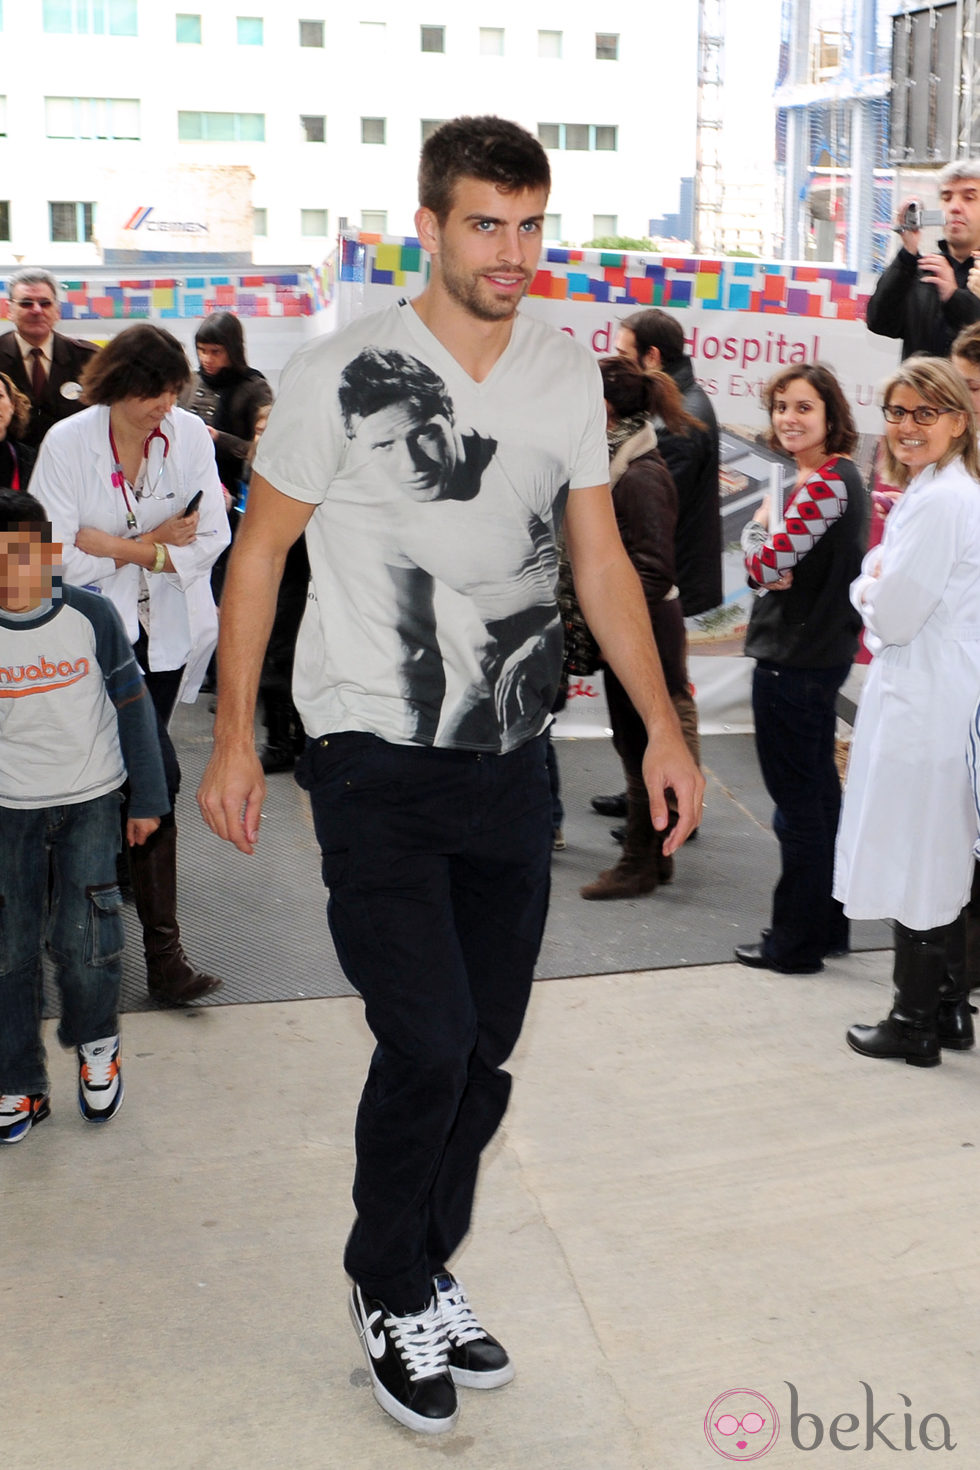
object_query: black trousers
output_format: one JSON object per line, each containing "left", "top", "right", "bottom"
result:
{"left": 752, "top": 660, "right": 851, "bottom": 968}
{"left": 297, "top": 730, "right": 553, "bottom": 1313}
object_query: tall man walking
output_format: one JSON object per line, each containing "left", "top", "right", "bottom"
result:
{"left": 198, "top": 116, "right": 702, "bottom": 1437}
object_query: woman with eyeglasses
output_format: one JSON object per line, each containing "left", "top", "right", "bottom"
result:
{"left": 31, "top": 323, "right": 231, "bottom": 1006}
{"left": 836, "top": 356, "right": 980, "bottom": 1066}
{"left": 735, "top": 363, "right": 867, "bottom": 975}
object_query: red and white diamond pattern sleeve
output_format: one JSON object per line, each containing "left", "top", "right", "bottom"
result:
{"left": 744, "top": 464, "right": 849, "bottom": 587}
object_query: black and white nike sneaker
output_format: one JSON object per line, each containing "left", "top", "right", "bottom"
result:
{"left": 349, "top": 1283, "right": 458, "bottom": 1434}
{"left": 434, "top": 1271, "right": 515, "bottom": 1389}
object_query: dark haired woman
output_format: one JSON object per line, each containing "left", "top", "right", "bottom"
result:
{"left": 580, "top": 358, "right": 692, "bottom": 900}
{"left": 180, "top": 311, "right": 273, "bottom": 497}
{"left": 31, "top": 323, "right": 231, "bottom": 1004}
{"left": 0, "top": 372, "right": 36, "bottom": 491}
{"left": 734, "top": 362, "right": 866, "bottom": 975}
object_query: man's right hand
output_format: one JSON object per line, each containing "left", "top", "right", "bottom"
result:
{"left": 197, "top": 744, "right": 266, "bottom": 855}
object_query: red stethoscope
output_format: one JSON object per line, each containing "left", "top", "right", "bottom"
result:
{"left": 109, "top": 424, "right": 173, "bottom": 530}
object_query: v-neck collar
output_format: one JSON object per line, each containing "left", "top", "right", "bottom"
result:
{"left": 398, "top": 298, "right": 523, "bottom": 391}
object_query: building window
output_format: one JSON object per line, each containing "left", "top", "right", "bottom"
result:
{"left": 595, "top": 32, "right": 618, "bottom": 60}
{"left": 178, "top": 111, "right": 266, "bottom": 142}
{"left": 300, "top": 114, "right": 325, "bottom": 143}
{"left": 50, "top": 201, "right": 95, "bottom": 243}
{"left": 592, "top": 214, "right": 617, "bottom": 238}
{"left": 480, "top": 27, "right": 503, "bottom": 56}
{"left": 538, "top": 29, "right": 561, "bottom": 59}
{"left": 421, "top": 25, "right": 444, "bottom": 53}
{"left": 43, "top": 0, "right": 136, "bottom": 34}
{"left": 537, "top": 123, "right": 618, "bottom": 152}
{"left": 301, "top": 208, "right": 328, "bottom": 236}
{"left": 421, "top": 118, "right": 446, "bottom": 143}
{"left": 253, "top": 206, "right": 268, "bottom": 236}
{"left": 0, "top": 202, "right": 9, "bottom": 242}
{"left": 299, "top": 19, "right": 323, "bottom": 47}
{"left": 361, "top": 210, "right": 388, "bottom": 233}
{"left": 237, "top": 16, "right": 263, "bottom": 44}
{"left": 361, "top": 116, "right": 386, "bottom": 145}
{"left": 45, "top": 97, "right": 140, "bottom": 141}
{"left": 360, "top": 20, "right": 385, "bottom": 51}
{"left": 543, "top": 212, "right": 561, "bottom": 240}
{"left": 176, "top": 12, "right": 202, "bottom": 43}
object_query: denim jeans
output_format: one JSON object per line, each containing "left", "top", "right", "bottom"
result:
{"left": 296, "top": 730, "right": 552, "bottom": 1314}
{"left": 752, "top": 661, "right": 851, "bottom": 968}
{"left": 0, "top": 791, "right": 124, "bottom": 1094}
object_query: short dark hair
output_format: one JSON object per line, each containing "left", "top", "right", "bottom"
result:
{"left": 0, "top": 489, "right": 51, "bottom": 538}
{"left": 338, "top": 347, "right": 453, "bottom": 435}
{"left": 0, "top": 372, "right": 32, "bottom": 437}
{"left": 419, "top": 115, "right": 551, "bottom": 223}
{"left": 80, "top": 323, "right": 191, "bottom": 405}
{"left": 762, "top": 362, "right": 858, "bottom": 457}
{"left": 621, "top": 309, "right": 686, "bottom": 369}
{"left": 952, "top": 322, "right": 980, "bottom": 368}
{"left": 599, "top": 357, "right": 701, "bottom": 436}
{"left": 194, "top": 311, "right": 248, "bottom": 374}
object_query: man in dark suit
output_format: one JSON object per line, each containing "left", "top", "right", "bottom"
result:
{"left": 0, "top": 270, "right": 98, "bottom": 450}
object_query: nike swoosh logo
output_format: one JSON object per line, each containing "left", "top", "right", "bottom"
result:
{"left": 364, "top": 1312, "right": 386, "bottom": 1360}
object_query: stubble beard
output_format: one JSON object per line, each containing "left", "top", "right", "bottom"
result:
{"left": 440, "top": 260, "right": 528, "bottom": 323}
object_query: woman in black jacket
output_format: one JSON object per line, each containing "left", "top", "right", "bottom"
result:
{"left": 581, "top": 358, "right": 694, "bottom": 900}
{"left": 734, "top": 363, "right": 866, "bottom": 974}
{"left": 180, "top": 312, "right": 273, "bottom": 496}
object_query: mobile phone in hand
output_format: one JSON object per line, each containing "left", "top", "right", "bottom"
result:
{"left": 182, "top": 490, "right": 203, "bottom": 517}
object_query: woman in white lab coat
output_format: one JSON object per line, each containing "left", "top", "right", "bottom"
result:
{"left": 836, "top": 356, "right": 980, "bottom": 1066}
{"left": 32, "top": 324, "right": 231, "bottom": 1005}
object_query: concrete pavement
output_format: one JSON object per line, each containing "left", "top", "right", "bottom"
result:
{"left": 7, "top": 946, "right": 980, "bottom": 1469}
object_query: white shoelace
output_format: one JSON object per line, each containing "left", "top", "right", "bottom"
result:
{"left": 79, "top": 1037, "right": 118, "bottom": 1089}
{"left": 383, "top": 1302, "right": 450, "bottom": 1382}
{"left": 437, "top": 1280, "right": 486, "bottom": 1346}
{"left": 0, "top": 1095, "right": 30, "bottom": 1114}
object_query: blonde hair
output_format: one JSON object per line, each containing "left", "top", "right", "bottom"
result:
{"left": 0, "top": 371, "right": 31, "bottom": 438}
{"left": 878, "top": 356, "right": 980, "bottom": 488}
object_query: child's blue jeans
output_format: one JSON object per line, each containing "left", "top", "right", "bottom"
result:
{"left": 0, "top": 791, "right": 124, "bottom": 1094}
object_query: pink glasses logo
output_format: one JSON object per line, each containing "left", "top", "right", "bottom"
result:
{"left": 704, "top": 1389, "right": 780, "bottom": 1461}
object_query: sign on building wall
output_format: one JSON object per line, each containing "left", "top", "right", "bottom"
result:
{"left": 100, "top": 166, "right": 256, "bottom": 266}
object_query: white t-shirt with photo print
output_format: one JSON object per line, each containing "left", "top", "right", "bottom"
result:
{"left": 254, "top": 299, "right": 607, "bottom": 753}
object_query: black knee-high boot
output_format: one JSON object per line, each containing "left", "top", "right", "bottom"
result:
{"left": 937, "top": 908, "right": 975, "bottom": 1050}
{"left": 846, "top": 921, "right": 945, "bottom": 1067}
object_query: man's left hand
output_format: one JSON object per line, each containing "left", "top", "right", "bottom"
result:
{"left": 919, "top": 253, "right": 958, "bottom": 301}
{"left": 641, "top": 727, "right": 705, "bottom": 855}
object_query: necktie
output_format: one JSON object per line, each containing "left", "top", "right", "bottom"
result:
{"left": 30, "top": 347, "right": 45, "bottom": 401}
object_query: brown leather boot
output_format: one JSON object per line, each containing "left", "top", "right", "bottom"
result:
{"left": 581, "top": 778, "right": 663, "bottom": 900}
{"left": 128, "top": 823, "right": 223, "bottom": 1004}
